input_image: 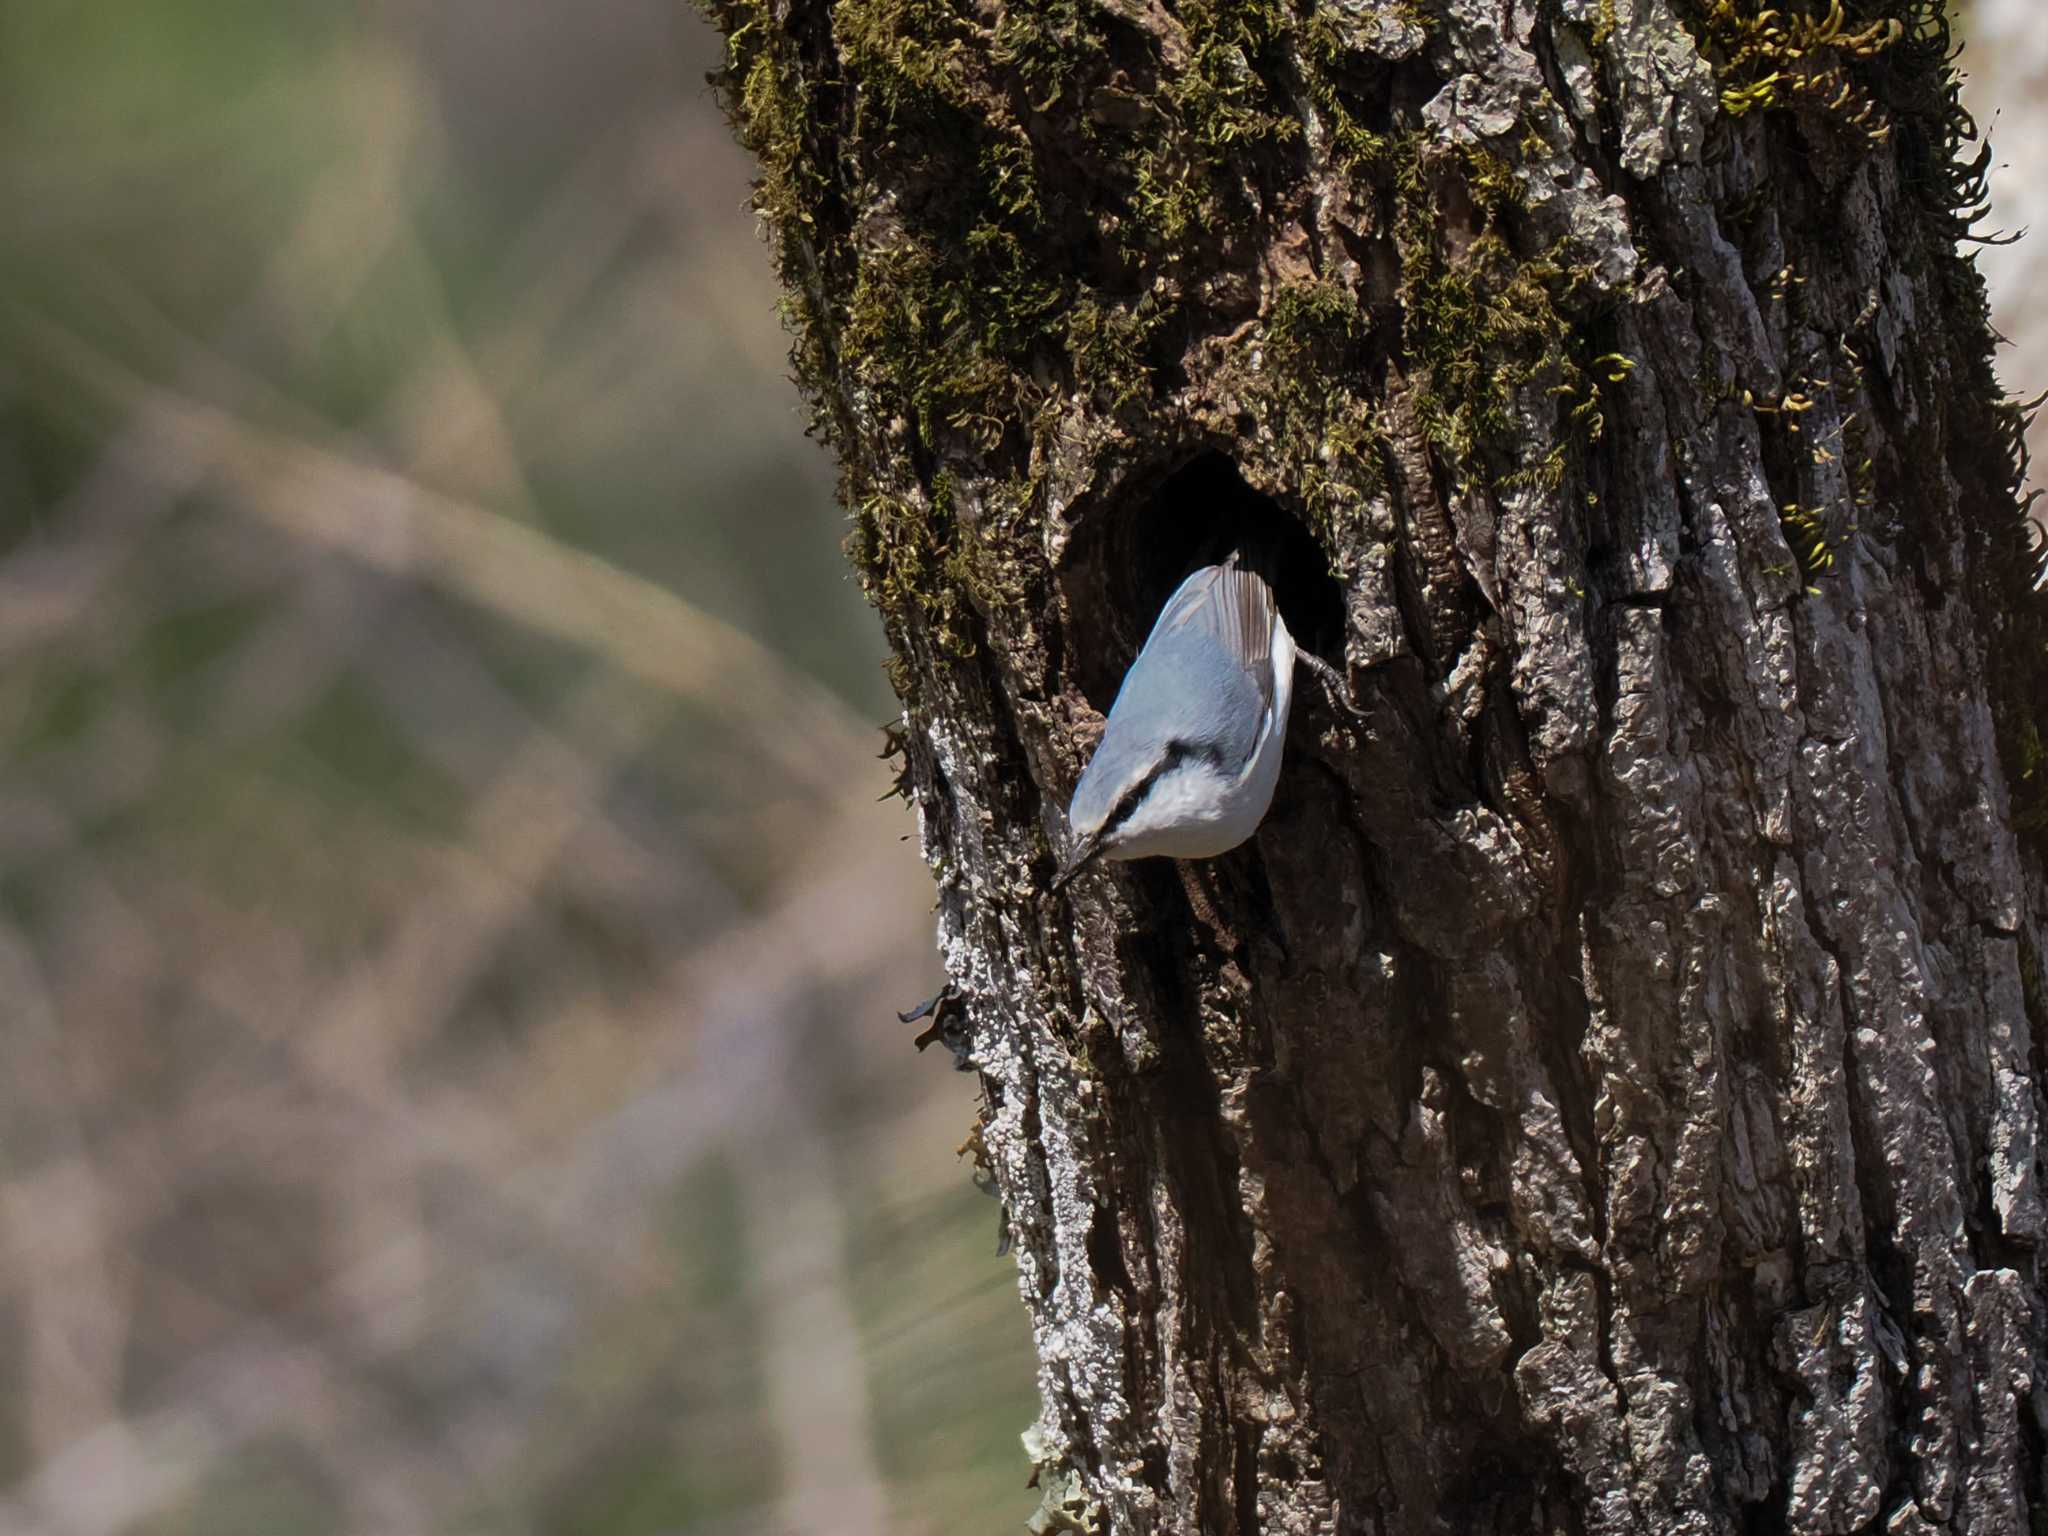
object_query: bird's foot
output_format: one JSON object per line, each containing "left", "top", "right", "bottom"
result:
{"left": 1298, "top": 651, "right": 1359, "bottom": 712}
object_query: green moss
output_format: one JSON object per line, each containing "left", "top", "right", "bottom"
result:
{"left": 1591, "top": 0, "right": 1619, "bottom": 47}
{"left": 1685, "top": 0, "right": 1904, "bottom": 141}
{"left": 1298, "top": 15, "right": 1396, "bottom": 170}
{"left": 1117, "top": 0, "right": 1299, "bottom": 253}
{"left": 1268, "top": 279, "right": 1366, "bottom": 362}
{"left": 1393, "top": 144, "right": 1582, "bottom": 467}
{"left": 1170, "top": 1, "right": 1298, "bottom": 153}
{"left": 845, "top": 466, "right": 1036, "bottom": 662}
{"left": 707, "top": 4, "right": 819, "bottom": 249}
{"left": 979, "top": 136, "right": 1044, "bottom": 222}
{"left": 850, "top": 484, "right": 977, "bottom": 658}
{"left": 962, "top": 221, "right": 1068, "bottom": 357}
{"left": 1732, "top": 368, "right": 1865, "bottom": 591}
{"left": 1254, "top": 279, "right": 1382, "bottom": 538}
{"left": 1778, "top": 500, "right": 1842, "bottom": 587}
{"left": 837, "top": 239, "right": 1024, "bottom": 452}
{"left": 991, "top": 0, "right": 1108, "bottom": 110}
{"left": 834, "top": 0, "right": 977, "bottom": 117}
{"left": 1066, "top": 294, "right": 1167, "bottom": 412}
{"left": 1458, "top": 144, "right": 1525, "bottom": 220}
{"left": 1128, "top": 147, "right": 1211, "bottom": 250}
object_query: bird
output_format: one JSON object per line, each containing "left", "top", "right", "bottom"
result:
{"left": 1053, "top": 552, "right": 1297, "bottom": 891}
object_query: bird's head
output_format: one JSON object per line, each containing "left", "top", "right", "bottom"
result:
{"left": 1051, "top": 731, "right": 1156, "bottom": 890}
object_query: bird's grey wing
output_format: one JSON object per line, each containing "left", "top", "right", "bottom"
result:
{"left": 1162, "top": 555, "right": 1276, "bottom": 717}
{"left": 1109, "top": 557, "right": 1276, "bottom": 768}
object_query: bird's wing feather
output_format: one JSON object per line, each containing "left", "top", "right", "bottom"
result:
{"left": 1114, "top": 556, "right": 1275, "bottom": 763}
{"left": 1161, "top": 555, "right": 1276, "bottom": 717}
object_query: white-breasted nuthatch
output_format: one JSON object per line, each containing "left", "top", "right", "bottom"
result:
{"left": 1053, "top": 552, "right": 1297, "bottom": 890}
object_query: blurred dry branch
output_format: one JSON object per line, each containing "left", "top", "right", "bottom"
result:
{"left": 1967, "top": 0, "right": 2048, "bottom": 537}
{"left": 17, "top": 318, "right": 870, "bottom": 790}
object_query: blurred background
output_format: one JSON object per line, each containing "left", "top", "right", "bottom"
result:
{"left": 0, "top": 3, "right": 1038, "bottom": 1533}
{"left": 0, "top": 4, "right": 2036, "bottom": 1535}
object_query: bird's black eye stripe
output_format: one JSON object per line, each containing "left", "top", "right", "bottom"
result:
{"left": 1102, "top": 740, "right": 1220, "bottom": 836}
{"left": 1103, "top": 765, "right": 1163, "bottom": 838}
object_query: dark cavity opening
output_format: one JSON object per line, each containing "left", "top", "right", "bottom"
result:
{"left": 1063, "top": 451, "right": 1345, "bottom": 712}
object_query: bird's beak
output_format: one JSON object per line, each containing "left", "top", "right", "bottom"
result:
{"left": 1051, "top": 830, "right": 1104, "bottom": 893}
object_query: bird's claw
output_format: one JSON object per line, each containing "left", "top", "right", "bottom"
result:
{"left": 1299, "top": 650, "right": 1359, "bottom": 712}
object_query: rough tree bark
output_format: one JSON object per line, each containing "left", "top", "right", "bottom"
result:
{"left": 698, "top": 0, "right": 2048, "bottom": 1529}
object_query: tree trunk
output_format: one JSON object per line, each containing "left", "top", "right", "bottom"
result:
{"left": 698, "top": 0, "right": 2048, "bottom": 1528}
